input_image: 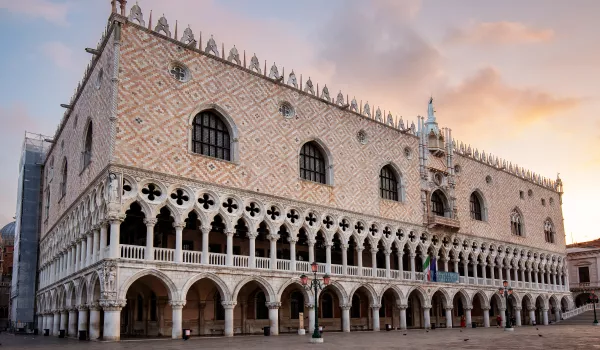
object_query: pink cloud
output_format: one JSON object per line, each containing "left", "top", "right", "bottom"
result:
{"left": 446, "top": 21, "right": 554, "bottom": 45}
{"left": 0, "top": 0, "right": 70, "bottom": 26}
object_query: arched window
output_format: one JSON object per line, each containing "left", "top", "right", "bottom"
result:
{"left": 214, "top": 292, "right": 225, "bottom": 320}
{"left": 82, "top": 121, "right": 93, "bottom": 169}
{"left": 192, "top": 110, "right": 231, "bottom": 161}
{"left": 321, "top": 292, "right": 333, "bottom": 318}
{"left": 60, "top": 158, "right": 68, "bottom": 198}
{"left": 511, "top": 209, "right": 523, "bottom": 236}
{"left": 470, "top": 192, "right": 482, "bottom": 221}
{"left": 255, "top": 291, "right": 268, "bottom": 320}
{"left": 431, "top": 191, "right": 445, "bottom": 216}
{"left": 351, "top": 294, "right": 361, "bottom": 318}
{"left": 380, "top": 165, "right": 398, "bottom": 201}
{"left": 299, "top": 142, "right": 326, "bottom": 184}
{"left": 290, "top": 291, "right": 304, "bottom": 319}
{"left": 544, "top": 219, "right": 555, "bottom": 243}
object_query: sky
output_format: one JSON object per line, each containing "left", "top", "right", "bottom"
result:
{"left": 0, "top": 0, "right": 598, "bottom": 243}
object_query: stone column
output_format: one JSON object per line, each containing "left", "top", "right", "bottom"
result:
{"left": 99, "top": 222, "right": 108, "bottom": 259}
{"left": 170, "top": 300, "right": 185, "bottom": 339}
{"left": 75, "top": 240, "right": 81, "bottom": 271}
{"left": 515, "top": 307, "right": 522, "bottom": 326}
{"left": 248, "top": 232, "right": 256, "bottom": 268}
{"left": 521, "top": 268, "right": 525, "bottom": 283}
{"left": 308, "top": 240, "right": 315, "bottom": 263}
{"left": 101, "top": 300, "right": 126, "bottom": 341}
{"left": 174, "top": 223, "right": 184, "bottom": 263}
{"left": 78, "top": 305, "right": 89, "bottom": 336}
{"left": 68, "top": 308, "right": 78, "bottom": 337}
{"left": 53, "top": 310, "right": 60, "bottom": 336}
{"left": 489, "top": 263, "right": 495, "bottom": 281}
{"left": 371, "top": 304, "right": 381, "bottom": 331}
{"left": 498, "top": 264, "right": 503, "bottom": 281}
{"left": 482, "top": 262, "right": 487, "bottom": 283}
{"left": 341, "top": 304, "right": 351, "bottom": 332}
{"left": 463, "top": 260, "right": 468, "bottom": 280}
{"left": 82, "top": 235, "right": 88, "bottom": 267}
{"left": 443, "top": 258, "right": 448, "bottom": 272}
{"left": 357, "top": 247, "right": 364, "bottom": 276}
{"left": 201, "top": 226, "right": 210, "bottom": 264}
{"left": 267, "top": 302, "right": 281, "bottom": 335}
{"left": 325, "top": 242, "right": 332, "bottom": 274}
{"left": 306, "top": 304, "right": 315, "bottom": 333}
{"left": 385, "top": 249, "right": 391, "bottom": 278}
{"left": 410, "top": 253, "right": 416, "bottom": 280}
{"left": 399, "top": 305, "right": 407, "bottom": 330}
{"left": 89, "top": 303, "right": 101, "bottom": 340}
{"left": 533, "top": 269, "right": 538, "bottom": 288}
{"left": 453, "top": 259, "right": 459, "bottom": 276}
{"left": 500, "top": 307, "right": 506, "bottom": 327}
{"left": 465, "top": 307, "right": 472, "bottom": 327}
{"left": 60, "top": 310, "right": 68, "bottom": 332}
{"left": 542, "top": 308, "right": 549, "bottom": 325}
{"left": 423, "top": 307, "right": 431, "bottom": 329}
{"left": 483, "top": 307, "right": 490, "bottom": 328}
{"left": 144, "top": 219, "right": 156, "bottom": 261}
{"left": 554, "top": 307, "right": 561, "bottom": 322}
{"left": 371, "top": 249, "right": 378, "bottom": 277}
{"left": 473, "top": 261, "right": 479, "bottom": 284}
{"left": 398, "top": 252, "right": 404, "bottom": 278}
{"left": 445, "top": 307, "right": 453, "bottom": 328}
{"left": 341, "top": 243, "right": 348, "bottom": 275}
{"left": 290, "top": 238, "right": 297, "bottom": 272}
{"left": 92, "top": 226, "right": 100, "bottom": 263}
{"left": 222, "top": 301, "right": 236, "bottom": 337}
{"left": 108, "top": 218, "right": 123, "bottom": 259}
{"left": 37, "top": 313, "right": 43, "bottom": 333}
{"left": 268, "top": 235, "right": 277, "bottom": 270}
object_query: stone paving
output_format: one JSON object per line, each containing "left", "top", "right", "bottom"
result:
{"left": 1, "top": 325, "right": 599, "bottom": 350}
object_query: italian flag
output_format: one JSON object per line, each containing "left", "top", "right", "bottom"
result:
{"left": 423, "top": 255, "right": 431, "bottom": 281}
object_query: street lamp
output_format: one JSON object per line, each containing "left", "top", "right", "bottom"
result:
{"left": 498, "top": 280, "right": 514, "bottom": 331}
{"left": 301, "top": 262, "right": 331, "bottom": 343}
{"left": 590, "top": 292, "right": 599, "bottom": 326}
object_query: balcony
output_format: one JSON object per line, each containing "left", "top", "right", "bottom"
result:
{"left": 113, "top": 244, "right": 567, "bottom": 293}
{"left": 570, "top": 281, "right": 600, "bottom": 292}
{"left": 427, "top": 214, "right": 460, "bottom": 230}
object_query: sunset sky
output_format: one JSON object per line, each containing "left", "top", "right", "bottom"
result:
{"left": 0, "top": 0, "right": 598, "bottom": 243}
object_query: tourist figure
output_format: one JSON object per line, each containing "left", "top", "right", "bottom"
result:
{"left": 460, "top": 315, "right": 466, "bottom": 328}
{"left": 496, "top": 315, "right": 502, "bottom": 327}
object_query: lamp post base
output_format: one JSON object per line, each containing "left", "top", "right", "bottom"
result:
{"left": 310, "top": 337, "right": 324, "bottom": 343}
{"left": 298, "top": 329, "right": 306, "bottom": 335}
{"left": 504, "top": 327, "right": 515, "bottom": 332}
{"left": 593, "top": 322, "right": 600, "bottom": 326}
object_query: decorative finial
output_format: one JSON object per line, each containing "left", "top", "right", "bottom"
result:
{"left": 304, "top": 77, "right": 315, "bottom": 95}
{"left": 128, "top": 1, "right": 145, "bottom": 26}
{"left": 363, "top": 101, "right": 371, "bottom": 117}
{"left": 155, "top": 14, "right": 171, "bottom": 37}
{"left": 321, "top": 84, "right": 330, "bottom": 101}
{"left": 227, "top": 45, "right": 241, "bottom": 65}
{"left": 205, "top": 35, "right": 219, "bottom": 56}
{"left": 350, "top": 97, "right": 358, "bottom": 112}
{"left": 268, "top": 62, "right": 279, "bottom": 79}
{"left": 336, "top": 91, "right": 344, "bottom": 106}
{"left": 249, "top": 54, "right": 261, "bottom": 73}
{"left": 147, "top": 10, "right": 153, "bottom": 30}
{"left": 180, "top": 25, "right": 196, "bottom": 46}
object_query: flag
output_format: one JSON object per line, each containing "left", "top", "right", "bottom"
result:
{"left": 431, "top": 256, "right": 437, "bottom": 282}
{"left": 423, "top": 255, "right": 431, "bottom": 281}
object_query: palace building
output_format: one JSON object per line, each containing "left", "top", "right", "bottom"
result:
{"left": 35, "top": 1, "right": 572, "bottom": 341}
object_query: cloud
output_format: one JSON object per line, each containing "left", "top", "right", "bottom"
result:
{"left": 435, "top": 66, "right": 580, "bottom": 139}
{"left": 0, "top": 0, "right": 69, "bottom": 26}
{"left": 314, "top": 0, "right": 442, "bottom": 116}
{"left": 446, "top": 21, "right": 554, "bottom": 45}
{"left": 41, "top": 41, "right": 74, "bottom": 70}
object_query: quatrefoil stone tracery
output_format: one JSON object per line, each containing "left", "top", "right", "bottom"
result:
{"left": 141, "top": 183, "right": 161, "bottom": 201}
{"left": 245, "top": 202, "right": 260, "bottom": 217}
{"left": 170, "top": 189, "right": 189, "bottom": 206}
{"left": 267, "top": 206, "right": 280, "bottom": 220}
{"left": 222, "top": 198, "right": 238, "bottom": 213}
{"left": 198, "top": 193, "right": 215, "bottom": 210}
{"left": 287, "top": 210, "right": 299, "bottom": 223}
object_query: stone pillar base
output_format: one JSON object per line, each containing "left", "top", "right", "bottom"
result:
{"left": 298, "top": 329, "right": 306, "bottom": 335}
{"left": 504, "top": 327, "right": 515, "bottom": 332}
{"left": 310, "top": 337, "right": 324, "bottom": 343}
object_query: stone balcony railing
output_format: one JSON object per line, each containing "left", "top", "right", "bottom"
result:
{"left": 427, "top": 215, "right": 460, "bottom": 230}
{"left": 110, "top": 244, "right": 566, "bottom": 293}
{"left": 570, "top": 281, "right": 600, "bottom": 292}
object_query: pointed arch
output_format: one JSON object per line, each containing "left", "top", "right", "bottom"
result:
{"left": 379, "top": 162, "right": 405, "bottom": 202}
{"left": 232, "top": 275, "right": 277, "bottom": 303}
{"left": 452, "top": 289, "right": 472, "bottom": 308}
{"left": 469, "top": 189, "right": 488, "bottom": 221}
{"left": 379, "top": 284, "right": 404, "bottom": 305}
{"left": 277, "top": 278, "right": 313, "bottom": 304}
{"left": 472, "top": 290, "right": 490, "bottom": 309}
{"left": 510, "top": 207, "right": 525, "bottom": 236}
{"left": 118, "top": 269, "right": 179, "bottom": 301}
{"left": 180, "top": 272, "right": 231, "bottom": 301}
{"left": 82, "top": 119, "right": 93, "bottom": 169}
{"left": 316, "top": 280, "right": 348, "bottom": 305}
{"left": 430, "top": 287, "right": 451, "bottom": 308}
{"left": 430, "top": 189, "right": 448, "bottom": 217}
{"left": 348, "top": 283, "right": 377, "bottom": 306}
{"left": 406, "top": 285, "right": 430, "bottom": 308}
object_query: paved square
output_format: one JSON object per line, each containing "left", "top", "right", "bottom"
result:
{"left": 1, "top": 325, "right": 599, "bottom": 350}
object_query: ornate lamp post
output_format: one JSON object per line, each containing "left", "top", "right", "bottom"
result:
{"left": 498, "top": 280, "right": 514, "bottom": 331}
{"left": 590, "top": 292, "right": 599, "bottom": 326}
{"left": 301, "top": 262, "right": 331, "bottom": 343}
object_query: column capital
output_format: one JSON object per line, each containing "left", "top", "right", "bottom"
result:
{"left": 169, "top": 300, "right": 186, "bottom": 309}
{"left": 305, "top": 303, "right": 315, "bottom": 309}
{"left": 265, "top": 302, "right": 281, "bottom": 309}
{"left": 514, "top": 306, "right": 522, "bottom": 311}
{"left": 370, "top": 248, "right": 379, "bottom": 254}
{"left": 172, "top": 222, "right": 186, "bottom": 230}
{"left": 221, "top": 301, "right": 237, "bottom": 309}
{"left": 144, "top": 218, "right": 157, "bottom": 226}
{"left": 267, "top": 234, "right": 280, "bottom": 242}
{"left": 88, "top": 302, "right": 102, "bottom": 311}
{"left": 528, "top": 306, "right": 536, "bottom": 311}
{"left": 396, "top": 304, "right": 408, "bottom": 310}
{"left": 355, "top": 246, "right": 364, "bottom": 252}
{"left": 409, "top": 253, "right": 416, "bottom": 259}
{"left": 340, "top": 243, "right": 349, "bottom": 250}
{"left": 464, "top": 307, "right": 473, "bottom": 311}
{"left": 445, "top": 306, "right": 454, "bottom": 311}
{"left": 99, "top": 299, "right": 127, "bottom": 311}
{"left": 481, "top": 307, "right": 490, "bottom": 311}
{"left": 107, "top": 215, "right": 125, "bottom": 224}
{"left": 384, "top": 248, "right": 392, "bottom": 256}
{"left": 77, "top": 304, "right": 89, "bottom": 311}
{"left": 370, "top": 303, "right": 381, "bottom": 310}
{"left": 340, "top": 304, "right": 352, "bottom": 311}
